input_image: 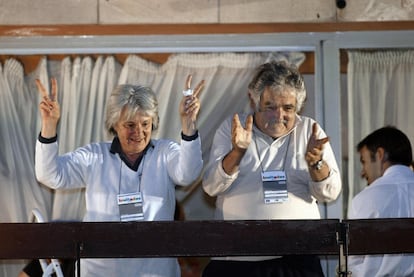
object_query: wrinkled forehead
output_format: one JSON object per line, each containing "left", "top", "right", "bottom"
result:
{"left": 260, "top": 88, "right": 297, "bottom": 104}
{"left": 119, "top": 108, "right": 152, "bottom": 122}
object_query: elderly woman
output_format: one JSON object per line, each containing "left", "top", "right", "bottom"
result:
{"left": 35, "top": 76, "right": 204, "bottom": 277}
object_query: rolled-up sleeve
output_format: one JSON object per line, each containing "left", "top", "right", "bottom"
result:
{"left": 203, "top": 158, "right": 238, "bottom": 196}
{"left": 309, "top": 167, "right": 342, "bottom": 202}
{"left": 308, "top": 138, "right": 342, "bottom": 202}
{"left": 203, "top": 117, "right": 239, "bottom": 196}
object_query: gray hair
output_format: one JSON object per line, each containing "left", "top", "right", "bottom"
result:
{"left": 105, "top": 84, "right": 159, "bottom": 136}
{"left": 248, "top": 60, "right": 306, "bottom": 113}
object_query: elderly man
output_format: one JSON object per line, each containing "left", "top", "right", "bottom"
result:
{"left": 202, "top": 61, "right": 342, "bottom": 277}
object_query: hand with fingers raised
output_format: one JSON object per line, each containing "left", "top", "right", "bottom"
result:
{"left": 36, "top": 78, "right": 60, "bottom": 139}
{"left": 231, "top": 114, "right": 253, "bottom": 154}
{"left": 305, "top": 122, "right": 331, "bottom": 181}
{"left": 179, "top": 74, "right": 205, "bottom": 136}
{"left": 305, "top": 122, "right": 329, "bottom": 168}
{"left": 220, "top": 114, "right": 253, "bottom": 175}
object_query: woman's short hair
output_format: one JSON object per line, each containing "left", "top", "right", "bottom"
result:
{"left": 105, "top": 84, "right": 159, "bottom": 136}
{"left": 248, "top": 60, "right": 306, "bottom": 113}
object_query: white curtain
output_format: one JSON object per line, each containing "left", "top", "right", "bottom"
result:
{"left": 0, "top": 52, "right": 304, "bottom": 276}
{"left": 118, "top": 52, "right": 305, "bottom": 218}
{"left": 347, "top": 50, "right": 414, "bottom": 216}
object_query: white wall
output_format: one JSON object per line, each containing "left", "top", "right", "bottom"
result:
{"left": 0, "top": 0, "right": 413, "bottom": 25}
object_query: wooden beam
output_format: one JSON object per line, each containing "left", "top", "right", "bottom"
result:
{"left": 0, "top": 220, "right": 339, "bottom": 259}
{"left": 1, "top": 22, "right": 414, "bottom": 36}
{"left": 344, "top": 218, "right": 414, "bottom": 255}
{"left": 2, "top": 219, "right": 414, "bottom": 261}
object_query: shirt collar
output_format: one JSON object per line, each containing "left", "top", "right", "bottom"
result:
{"left": 110, "top": 136, "right": 154, "bottom": 171}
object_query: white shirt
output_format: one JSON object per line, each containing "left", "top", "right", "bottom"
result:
{"left": 35, "top": 137, "right": 203, "bottom": 277}
{"left": 203, "top": 113, "right": 342, "bottom": 261}
{"left": 348, "top": 165, "right": 414, "bottom": 277}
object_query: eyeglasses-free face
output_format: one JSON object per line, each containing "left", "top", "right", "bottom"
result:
{"left": 254, "top": 88, "right": 297, "bottom": 139}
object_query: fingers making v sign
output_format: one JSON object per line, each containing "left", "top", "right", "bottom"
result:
{"left": 180, "top": 74, "right": 205, "bottom": 136}
{"left": 36, "top": 78, "right": 60, "bottom": 138}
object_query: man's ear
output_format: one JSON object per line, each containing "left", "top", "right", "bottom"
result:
{"left": 376, "top": 147, "right": 388, "bottom": 162}
{"left": 248, "top": 92, "right": 256, "bottom": 111}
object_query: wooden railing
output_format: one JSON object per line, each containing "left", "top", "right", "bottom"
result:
{"left": 1, "top": 218, "right": 414, "bottom": 276}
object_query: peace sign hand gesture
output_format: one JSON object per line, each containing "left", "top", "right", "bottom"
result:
{"left": 36, "top": 78, "right": 60, "bottom": 138}
{"left": 180, "top": 75, "right": 205, "bottom": 136}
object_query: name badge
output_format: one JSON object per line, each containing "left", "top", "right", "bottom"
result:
{"left": 262, "top": 170, "right": 288, "bottom": 204}
{"left": 117, "top": 192, "right": 144, "bottom": 221}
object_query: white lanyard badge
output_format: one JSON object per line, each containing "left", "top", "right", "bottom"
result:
{"left": 117, "top": 153, "right": 147, "bottom": 221}
{"left": 254, "top": 132, "right": 292, "bottom": 204}
{"left": 117, "top": 192, "right": 144, "bottom": 222}
{"left": 262, "top": 170, "right": 288, "bottom": 204}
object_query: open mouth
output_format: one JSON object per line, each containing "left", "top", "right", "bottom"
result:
{"left": 128, "top": 137, "right": 144, "bottom": 144}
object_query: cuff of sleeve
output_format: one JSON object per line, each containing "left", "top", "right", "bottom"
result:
{"left": 38, "top": 133, "right": 57, "bottom": 144}
{"left": 311, "top": 169, "right": 332, "bottom": 184}
{"left": 218, "top": 159, "right": 239, "bottom": 180}
{"left": 181, "top": 131, "right": 198, "bottom": 141}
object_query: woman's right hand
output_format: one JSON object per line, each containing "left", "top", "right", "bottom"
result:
{"left": 36, "top": 78, "right": 60, "bottom": 138}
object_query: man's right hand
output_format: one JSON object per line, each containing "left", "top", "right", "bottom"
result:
{"left": 231, "top": 114, "right": 253, "bottom": 153}
{"left": 222, "top": 114, "right": 253, "bottom": 175}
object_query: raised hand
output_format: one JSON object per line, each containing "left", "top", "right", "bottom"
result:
{"left": 305, "top": 122, "right": 329, "bottom": 167}
{"left": 231, "top": 114, "right": 253, "bottom": 153}
{"left": 179, "top": 75, "right": 205, "bottom": 136}
{"left": 222, "top": 114, "right": 253, "bottom": 175}
{"left": 36, "top": 78, "right": 60, "bottom": 138}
